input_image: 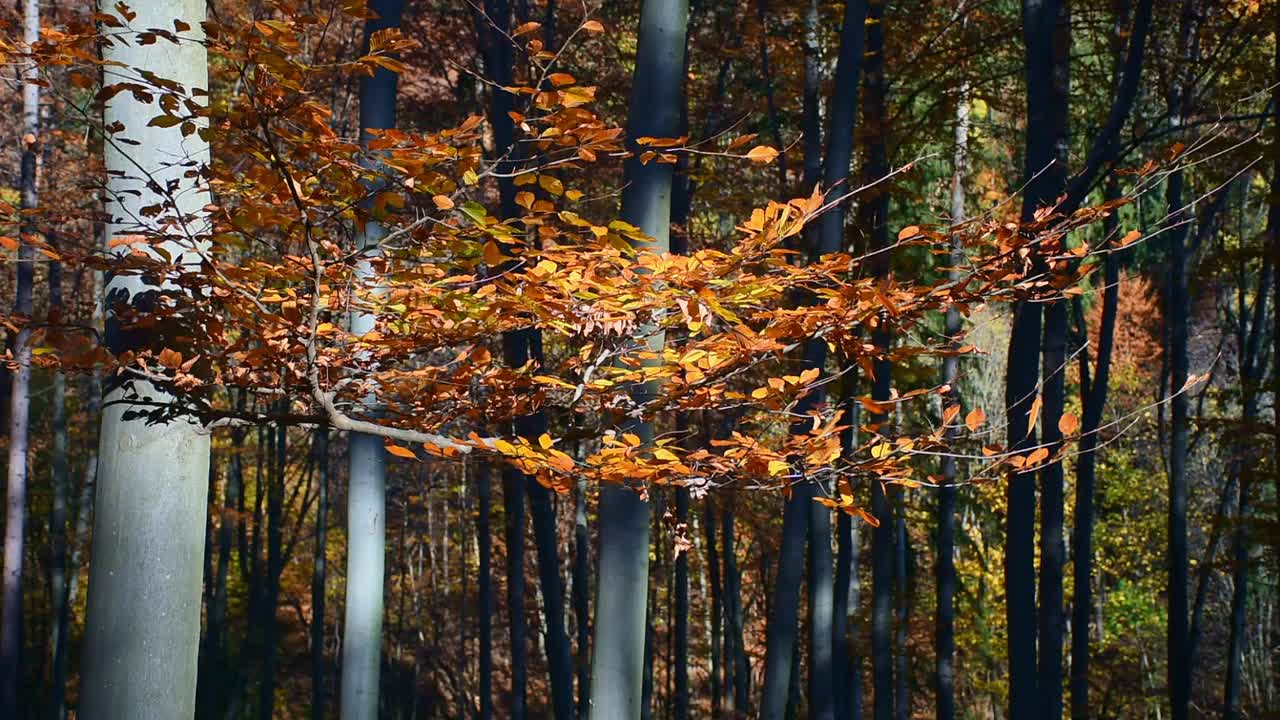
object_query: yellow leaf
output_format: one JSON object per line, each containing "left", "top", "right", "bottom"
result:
{"left": 538, "top": 174, "right": 564, "bottom": 196}
{"left": 768, "top": 459, "right": 790, "bottom": 476}
{"left": 744, "top": 145, "right": 779, "bottom": 164}
{"left": 654, "top": 448, "right": 679, "bottom": 462}
{"left": 538, "top": 433, "right": 554, "bottom": 450}
{"left": 871, "top": 443, "right": 892, "bottom": 459}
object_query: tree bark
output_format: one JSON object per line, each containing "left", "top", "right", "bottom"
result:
{"left": 589, "top": 3, "right": 688, "bottom": 716}
{"left": 0, "top": 0, "right": 40, "bottom": 710}
{"left": 80, "top": 2, "right": 213, "bottom": 716}
{"left": 340, "top": 4, "right": 403, "bottom": 718}
{"left": 478, "top": 462, "right": 494, "bottom": 720}
{"left": 312, "top": 429, "right": 330, "bottom": 720}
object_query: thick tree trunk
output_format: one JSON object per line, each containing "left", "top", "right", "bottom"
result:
{"left": 588, "top": 2, "right": 688, "bottom": 716}
{"left": 312, "top": 429, "right": 330, "bottom": 720}
{"left": 0, "top": 0, "right": 39, "bottom": 710}
{"left": 808, "top": 501, "right": 835, "bottom": 720}
{"left": 80, "top": 2, "right": 213, "bottom": 717}
{"left": 1006, "top": 2, "right": 1069, "bottom": 716}
{"left": 1037, "top": 296, "right": 1068, "bottom": 720}
{"left": 340, "top": 3, "right": 403, "bottom": 718}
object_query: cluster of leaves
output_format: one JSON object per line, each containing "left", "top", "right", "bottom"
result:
{"left": 14, "top": 0, "right": 1143, "bottom": 511}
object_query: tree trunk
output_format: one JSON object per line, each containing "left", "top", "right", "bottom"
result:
{"left": 46, "top": 251, "right": 70, "bottom": 720}
{"left": 935, "top": 69, "right": 969, "bottom": 720}
{"left": 588, "top": 2, "right": 688, "bottom": 716}
{"left": 674, "top": 485, "right": 691, "bottom": 720}
{"left": 80, "top": 2, "right": 213, "bottom": 716}
{"left": 478, "top": 462, "right": 494, "bottom": 720}
{"left": 1006, "top": 2, "right": 1070, "bottom": 716}
{"left": 0, "top": 0, "right": 40, "bottom": 710}
{"left": 260, "top": 421, "right": 286, "bottom": 718}
{"left": 704, "top": 497, "right": 722, "bottom": 718}
{"left": 572, "top": 476, "right": 590, "bottom": 717}
{"left": 340, "top": 3, "right": 403, "bottom": 718}
{"left": 722, "top": 497, "right": 749, "bottom": 713}
{"left": 808, "top": 500, "right": 835, "bottom": 720}
{"left": 1164, "top": 4, "right": 1198, "bottom": 719}
{"left": 312, "top": 429, "right": 330, "bottom": 720}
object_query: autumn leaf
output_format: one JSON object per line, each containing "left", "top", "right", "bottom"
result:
{"left": 1026, "top": 395, "right": 1042, "bottom": 438}
{"left": 1058, "top": 413, "right": 1079, "bottom": 435}
{"left": 385, "top": 443, "right": 417, "bottom": 459}
{"left": 432, "top": 194, "right": 454, "bottom": 210}
{"left": 965, "top": 407, "right": 985, "bottom": 432}
{"left": 581, "top": 19, "right": 604, "bottom": 33}
{"left": 744, "top": 145, "right": 779, "bottom": 164}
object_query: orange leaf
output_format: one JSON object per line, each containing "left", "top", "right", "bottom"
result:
{"left": 965, "top": 407, "right": 985, "bottom": 432}
{"left": 385, "top": 443, "right": 417, "bottom": 459}
{"left": 744, "top": 145, "right": 779, "bottom": 164}
{"left": 1058, "top": 413, "right": 1079, "bottom": 435}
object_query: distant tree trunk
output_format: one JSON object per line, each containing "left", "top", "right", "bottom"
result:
{"left": 893, "top": 501, "right": 910, "bottom": 720}
{"left": 704, "top": 497, "right": 723, "bottom": 718}
{"left": 1269, "top": 10, "right": 1280, "bottom": 692}
{"left": 477, "top": 462, "right": 494, "bottom": 720}
{"left": 935, "top": 69, "right": 969, "bottom": 720}
{"left": 674, "top": 485, "right": 691, "bottom": 720}
{"left": 762, "top": 3, "right": 869, "bottom": 716}
{"left": 572, "top": 476, "right": 590, "bottom": 717}
{"left": 504, "top": 471, "right": 528, "bottom": 720}
{"left": 260, "top": 421, "right": 286, "bottom": 718}
{"left": 46, "top": 246, "right": 71, "bottom": 720}
{"left": 312, "top": 428, "right": 330, "bottom": 720}
{"left": 857, "top": 3, "right": 893, "bottom": 720}
{"left": 340, "top": 4, "right": 403, "bottom": 718}
{"left": 0, "top": 0, "right": 40, "bottom": 710}
{"left": 722, "top": 498, "right": 749, "bottom": 712}
{"left": 1070, "top": 174, "right": 1120, "bottom": 720}
{"left": 80, "top": 1, "right": 213, "bottom": 717}
{"left": 1223, "top": 257, "right": 1269, "bottom": 720}
{"left": 588, "top": 1, "right": 688, "bottom": 716}
{"left": 808, "top": 499, "right": 835, "bottom": 720}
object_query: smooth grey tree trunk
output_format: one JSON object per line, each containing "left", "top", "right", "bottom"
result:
{"left": 341, "top": 3, "right": 402, "bottom": 718}
{"left": 80, "top": 2, "right": 213, "bottom": 717}
{"left": 572, "top": 476, "right": 590, "bottom": 717}
{"left": 477, "top": 462, "right": 494, "bottom": 720}
{"left": 0, "top": 0, "right": 39, "bottom": 711}
{"left": 703, "top": 497, "right": 722, "bottom": 717}
{"left": 588, "top": 1, "right": 687, "bottom": 716}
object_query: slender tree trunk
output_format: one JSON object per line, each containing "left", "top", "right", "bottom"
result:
{"left": 341, "top": 5, "right": 402, "bottom": 718}
{"left": 1164, "top": 5, "right": 1198, "bottom": 719}
{"left": 704, "top": 497, "right": 723, "bottom": 718}
{"left": 589, "top": 2, "right": 688, "bottom": 716}
{"left": 478, "top": 462, "right": 494, "bottom": 720}
{"left": 857, "top": 3, "right": 893, "bottom": 719}
{"left": 809, "top": 500, "right": 835, "bottom": 720}
{"left": 0, "top": 0, "right": 40, "bottom": 710}
{"left": 723, "top": 498, "right": 749, "bottom": 713}
{"left": 674, "top": 485, "right": 691, "bottom": 720}
{"left": 504, "top": 472, "right": 528, "bottom": 720}
{"left": 1223, "top": 259, "right": 1269, "bottom": 720}
{"left": 80, "top": 2, "right": 213, "bottom": 716}
{"left": 260, "top": 421, "right": 286, "bottom": 718}
{"left": 935, "top": 70, "right": 969, "bottom": 720}
{"left": 1070, "top": 176, "right": 1120, "bottom": 720}
{"left": 45, "top": 248, "right": 70, "bottom": 720}
{"left": 572, "top": 476, "right": 590, "bottom": 717}
{"left": 312, "top": 429, "right": 330, "bottom": 720}
{"left": 762, "top": 3, "right": 869, "bottom": 716}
